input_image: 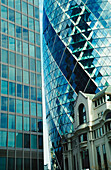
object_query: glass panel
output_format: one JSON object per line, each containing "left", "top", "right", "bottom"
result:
{"left": 16, "top": 116, "right": 22, "bottom": 130}
{"left": 16, "top": 40, "right": 22, "bottom": 53}
{"left": 8, "top": 0, "right": 14, "bottom": 8}
{"left": 30, "top": 72, "right": 35, "bottom": 85}
{"left": 1, "top": 80, "right": 8, "bottom": 94}
{"left": 9, "top": 98, "right": 15, "bottom": 112}
{"left": 9, "top": 52, "right": 15, "bottom": 65}
{"left": 1, "top": 20, "right": 8, "bottom": 34}
{"left": 9, "top": 9, "right": 15, "bottom": 22}
{"left": 31, "top": 87, "right": 36, "bottom": 100}
{"left": 30, "top": 58, "right": 35, "bottom": 71}
{"left": 38, "top": 136, "right": 43, "bottom": 149}
{"left": 37, "top": 103, "right": 42, "bottom": 117}
{"left": 9, "top": 37, "right": 15, "bottom": 51}
{"left": 35, "top": 20, "right": 40, "bottom": 32}
{"left": 35, "top": 7, "right": 39, "bottom": 19}
{"left": 28, "top": 4, "right": 33, "bottom": 17}
{"left": 23, "top": 42, "right": 28, "bottom": 55}
{"left": 32, "top": 159, "right": 37, "bottom": 170}
{"left": 24, "top": 86, "right": 29, "bottom": 99}
{"left": 16, "top": 133, "right": 22, "bottom": 148}
{"left": 16, "top": 26, "right": 21, "bottom": 38}
{"left": 1, "top": 49, "right": 8, "bottom": 63}
{"left": 9, "top": 23, "right": 15, "bottom": 36}
{"left": 0, "top": 113, "right": 7, "bottom": 128}
{"left": 22, "top": 15, "right": 28, "bottom": 28}
{"left": 8, "top": 158, "right": 15, "bottom": 170}
{"left": 0, "top": 158, "right": 6, "bottom": 170}
{"left": 31, "top": 135, "right": 37, "bottom": 149}
{"left": 23, "top": 71, "right": 29, "bottom": 84}
{"left": 9, "top": 82, "right": 15, "bottom": 96}
{"left": 31, "top": 118, "right": 37, "bottom": 132}
{"left": 29, "top": 31, "right": 34, "bottom": 43}
{"left": 24, "top": 117, "right": 29, "bottom": 131}
{"left": 1, "top": 65, "right": 8, "bottom": 78}
{"left": 16, "top": 68, "right": 22, "bottom": 82}
{"left": 1, "top": 0, "right": 7, "bottom": 5}
{"left": 38, "top": 119, "right": 43, "bottom": 132}
{"left": 16, "top": 158, "right": 23, "bottom": 170}
{"left": 0, "top": 131, "right": 7, "bottom": 147}
{"left": 37, "top": 74, "right": 42, "bottom": 87}
{"left": 24, "top": 134, "right": 30, "bottom": 148}
{"left": 16, "top": 100, "right": 22, "bottom": 114}
{"left": 23, "top": 28, "right": 28, "bottom": 41}
{"left": 15, "top": 12, "right": 21, "bottom": 25}
{"left": 31, "top": 102, "right": 36, "bottom": 116}
{"left": 1, "top": 6, "right": 7, "bottom": 19}
{"left": 29, "top": 17, "right": 34, "bottom": 30}
{"left": 9, "top": 67, "right": 15, "bottom": 81}
{"left": 22, "top": 1, "right": 27, "bottom": 14}
{"left": 29, "top": 45, "right": 35, "bottom": 57}
{"left": 37, "top": 89, "right": 42, "bottom": 102}
{"left": 35, "top": 33, "right": 40, "bottom": 45}
{"left": 1, "top": 96, "right": 8, "bottom": 111}
{"left": 8, "top": 132, "right": 15, "bottom": 147}
{"left": 36, "top": 60, "right": 41, "bottom": 73}
{"left": 16, "top": 84, "right": 22, "bottom": 97}
{"left": 23, "top": 56, "right": 29, "bottom": 69}
{"left": 24, "top": 101, "right": 29, "bottom": 115}
{"left": 24, "top": 159, "right": 30, "bottom": 170}
{"left": 16, "top": 54, "right": 22, "bottom": 68}
{"left": 34, "top": 0, "right": 39, "bottom": 6}
{"left": 15, "top": 0, "right": 21, "bottom": 11}
{"left": 2, "top": 34, "right": 8, "bottom": 48}
{"left": 8, "top": 114, "right": 15, "bottom": 129}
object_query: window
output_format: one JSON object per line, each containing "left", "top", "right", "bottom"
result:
{"left": 0, "top": 131, "right": 7, "bottom": 147}
{"left": 1, "top": 80, "right": 8, "bottom": 94}
{"left": 1, "top": 49, "right": 8, "bottom": 63}
{"left": 96, "top": 146, "right": 102, "bottom": 170}
{"left": 8, "top": 114, "right": 15, "bottom": 129}
{"left": 2, "top": 34, "right": 8, "bottom": 48}
{"left": 23, "top": 71, "right": 29, "bottom": 84}
{"left": 22, "top": 15, "right": 28, "bottom": 28}
{"left": 30, "top": 72, "right": 35, "bottom": 85}
{"left": 22, "top": 1, "right": 27, "bottom": 14}
{"left": 79, "top": 104, "right": 86, "bottom": 125}
{"left": 0, "top": 158, "right": 6, "bottom": 170}
{"left": 9, "top": 82, "right": 15, "bottom": 96}
{"left": 81, "top": 150, "right": 90, "bottom": 169}
{"left": 79, "top": 133, "right": 87, "bottom": 143}
{"left": 16, "top": 116, "right": 22, "bottom": 130}
{"left": 9, "top": 9, "right": 15, "bottom": 22}
{"left": 38, "top": 136, "right": 43, "bottom": 149}
{"left": 1, "top": 96, "right": 8, "bottom": 111}
{"left": 106, "top": 112, "right": 111, "bottom": 120}
{"left": 31, "top": 102, "right": 36, "bottom": 116}
{"left": 0, "top": 113, "right": 7, "bottom": 128}
{"left": 15, "top": 12, "right": 21, "bottom": 25}
{"left": 16, "top": 158, "right": 23, "bottom": 170}
{"left": 30, "top": 58, "right": 35, "bottom": 71}
{"left": 31, "top": 135, "right": 37, "bottom": 149}
{"left": 35, "top": 20, "right": 40, "bottom": 32}
{"left": 24, "top": 101, "right": 29, "bottom": 115}
{"left": 38, "top": 119, "right": 43, "bottom": 132}
{"left": 36, "top": 47, "right": 40, "bottom": 59}
{"left": 9, "top": 37, "right": 15, "bottom": 51}
{"left": 102, "top": 144, "right": 108, "bottom": 169}
{"left": 16, "top": 40, "right": 22, "bottom": 53}
{"left": 16, "top": 133, "right": 22, "bottom": 148}
{"left": 31, "top": 87, "right": 36, "bottom": 100}
{"left": 37, "top": 88, "right": 42, "bottom": 102}
{"left": 36, "top": 60, "right": 41, "bottom": 72}
{"left": 29, "top": 17, "right": 34, "bottom": 30}
{"left": 24, "top": 86, "right": 29, "bottom": 99}
{"left": 24, "top": 134, "right": 30, "bottom": 148}
{"left": 9, "top": 67, "right": 15, "bottom": 81}
{"left": 9, "top": 52, "right": 15, "bottom": 65}
{"left": 8, "top": 158, "right": 15, "bottom": 170}
{"left": 1, "top": 6, "right": 7, "bottom": 19}
{"left": 35, "top": 7, "right": 39, "bottom": 19}
{"left": 16, "top": 84, "right": 22, "bottom": 97}
{"left": 16, "top": 54, "right": 22, "bottom": 68}
{"left": 28, "top": 4, "right": 33, "bottom": 17}
{"left": 15, "top": 0, "right": 21, "bottom": 11}
{"left": 24, "top": 117, "right": 30, "bottom": 131}
{"left": 9, "top": 23, "right": 15, "bottom": 36}
{"left": 16, "top": 100, "right": 22, "bottom": 114}
{"left": 23, "top": 42, "right": 28, "bottom": 55}
{"left": 16, "top": 25, "right": 21, "bottom": 38}
{"left": 24, "top": 158, "right": 30, "bottom": 170}
{"left": 37, "top": 103, "right": 42, "bottom": 117}
{"left": 9, "top": 98, "right": 15, "bottom": 112}
{"left": 31, "top": 118, "right": 37, "bottom": 132}
{"left": 1, "top": 65, "right": 8, "bottom": 78}
{"left": 8, "top": 132, "right": 15, "bottom": 147}
{"left": 16, "top": 68, "right": 22, "bottom": 82}
{"left": 23, "top": 56, "right": 29, "bottom": 69}
{"left": 1, "top": 20, "right": 8, "bottom": 34}
{"left": 37, "top": 74, "right": 42, "bottom": 87}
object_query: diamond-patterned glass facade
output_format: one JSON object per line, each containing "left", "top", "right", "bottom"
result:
{"left": 43, "top": 0, "right": 111, "bottom": 168}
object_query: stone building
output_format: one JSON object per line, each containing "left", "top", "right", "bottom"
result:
{"left": 62, "top": 86, "right": 111, "bottom": 170}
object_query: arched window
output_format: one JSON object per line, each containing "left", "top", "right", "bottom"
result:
{"left": 79, "top": 104, "right": 86, "bottom": 125}
{"left": 105, "top": 112, "right": 111, "bottom": 120}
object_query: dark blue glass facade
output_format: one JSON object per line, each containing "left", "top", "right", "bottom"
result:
{"left": 43, "top": 0, "right": 111, "bottom": 168}
{"left": 0, "top": 0, "right": 43, "bottom": 169}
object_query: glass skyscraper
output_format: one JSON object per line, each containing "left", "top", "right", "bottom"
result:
{"left": 0, "top": 0, "right": 43, "bottom": 169}
{"left": 43, "top": 0, "right": 111, "bottom": 169}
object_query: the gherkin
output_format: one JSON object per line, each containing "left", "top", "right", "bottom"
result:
{"left": 43, "top": 0, "right": 111, "bottom": 169}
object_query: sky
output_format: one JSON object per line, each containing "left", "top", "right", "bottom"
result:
{"left": 39, "top": 0, "right": 51, "bottom": 169}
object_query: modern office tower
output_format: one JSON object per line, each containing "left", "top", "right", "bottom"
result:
{"left": 43, "top": 0, "right": 111, "bottom": 169}
{"left": 0, "top": 0, "right": 43, "bottom": 170}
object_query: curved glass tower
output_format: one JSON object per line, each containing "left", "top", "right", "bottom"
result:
{"left": 43, "top": 0, "right": 111, "bottom": 169}
{"left": 0, "top": 0, "right": 43, "bottom": 169}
